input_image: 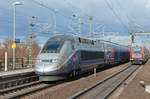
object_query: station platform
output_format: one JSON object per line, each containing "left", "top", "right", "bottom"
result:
{"left": 109, "top": 60, "right": 150, "bottom": 99}
{"left": 0, "top": 68, "right": 35, "bottom": 79}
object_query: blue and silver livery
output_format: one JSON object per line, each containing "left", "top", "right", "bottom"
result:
{"left": 35, "top": 34, "right": 129, "bottom": 81}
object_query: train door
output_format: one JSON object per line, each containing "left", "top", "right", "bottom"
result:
{"left": 104, "top": 46, "right": 108, "bottom": 64}
{"left": 114, "top": 47, "right": 118, "bottom": 62}
{"left": 110, "top": 48, "right": 115, "bottom": 63}
{"left": 99, "top": 41, "right": 105, "bottom": 67}
{"left": 118, "top": 47, "right": 121, "bottom": 62}
{"left": 102, "top": 41, "right": 106, "bottom": 65}
{"left": 105, "top": 46, "right": 112, "bottom": 64}
{"left": 71, "top": 53, "right": 80, "bottom": 76}
{"left": 108, "top": 47, "right": 112, "bottom": 63}
{"left": 73, "top": 54, "right": 79, "bottom": 68}
{"left": 72, "top": 42, "right": 81, "bottom": 76}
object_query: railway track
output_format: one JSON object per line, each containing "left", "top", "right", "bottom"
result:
{"left": 0, "top": 64, "right": 139, "bottom": 99}
{"left": 0, "top": 79, "right": 63, "bottom": 99}
{"left": 70, "top": 64, "right": 140, "bottom": 99}
{"left": 0, "top": 81, "right": 49, "bottom": 99}
{"left": 0, "top": 75, "right": 39, "bottom": 90}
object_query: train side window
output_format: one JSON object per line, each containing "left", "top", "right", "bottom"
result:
{"left": 79, "top": 38, "right": 81, "bottom": 43}
{"left": 81, "top": 51, "right": 104, "bottom": 60}
{"left": 92, "top": 40, "right": 94, "bottom": 45}
{"left": 78, "top": 37, "right": 94, "bottom": 45}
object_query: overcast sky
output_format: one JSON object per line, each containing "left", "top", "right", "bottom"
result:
{"left": 0, "top": 0, "right": 150, "bottom": 46}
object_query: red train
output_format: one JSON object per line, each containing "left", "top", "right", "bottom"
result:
{"left": 130, "top": 44, "right": 149, "bottom": 64}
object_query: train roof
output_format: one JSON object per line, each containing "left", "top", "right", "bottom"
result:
{"left": 97, "top": 39, "right": 129, "bottom": 48}
{"left": 48, "top": 34, "right": 96, "bottom": 41}
{"left": 48, "top": 34, "right": 129, "bottom": 48}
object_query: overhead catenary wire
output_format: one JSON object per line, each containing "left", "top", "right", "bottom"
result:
{"left": 104, "top": 0, "right": 129, "bottom": 30}
{"left": 113, "top": 0, "right": 150, "bottom": 46}
{"left": 31, "top": 0, "right": 80, "bottom": 34}
{"left": 64, "top": 0, "right": 124, "bottom": 36}
{"left": 63, "top": 0, "right": 104, "bottom": 24}
{"left": 63, "top": 0, "right": 92, "bottom": 19}
{"left": 126, "top": 16, "right": 145, "bottom": 31}
{"left": 31, "top": 0, "right": 74, "bottom": 21}
{"left": 63, "top": 0, "right": 106, "bottom": 36}
{"left": 31, "top": 0, "right": 109, "bottom": 38}
{"left": 115, "top": 0, "right": 145, "bottom": 31}
{"left": 24, "top": 0, "right": 77, "bottom": 36}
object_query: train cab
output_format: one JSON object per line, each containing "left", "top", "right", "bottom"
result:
{"left": 130, "top": 44, "right": 149, "bottom": 64}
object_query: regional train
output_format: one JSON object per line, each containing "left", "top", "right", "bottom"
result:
{"left": 35, "top": 34, "right": 130, "bottom": 81}
{"left": 130, "top": 44, "right": 149, "bottom": 64}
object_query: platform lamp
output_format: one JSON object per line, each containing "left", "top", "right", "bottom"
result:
{"left": 12, "top": 2, "right": 22, "bottom": 69}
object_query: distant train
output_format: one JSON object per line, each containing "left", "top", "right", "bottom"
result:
{"left": 130, "top": 44, "right": 149, "bottom": 64}
{"left": 35, "top": 34, "right": 130, "bottom": 81}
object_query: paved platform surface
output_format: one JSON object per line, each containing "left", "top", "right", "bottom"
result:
{"left": 0, "top": 68, "right": 35, "bottom": 78}
{"left": 110, "top": 60, "right": 150, "bottom": 99}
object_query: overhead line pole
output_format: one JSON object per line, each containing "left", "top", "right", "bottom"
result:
{"left": 29, "top": 23, "right": 34, "bottom": 67}
{"left": 54, "top": 9, "right": 57, "bottom": 34}
{"left": 102, "top": 26, "right": 105, "bottom": 37}
{"left": 78, "top": 17, "right": 81, "bottom": 36}
{"left": 89, "top": 16, "right": 93, "bottom": 38}
{"left": 105, "top": 0, "right": 128, "bottom": 30}
{"left": 72, "top": 15, "right": 83, "bottom": 36}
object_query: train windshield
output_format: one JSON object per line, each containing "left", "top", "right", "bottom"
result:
{"left": 41, "top": 41, "right": 64, "bottom": 53}
{"left": 133, "top": 47, "right": 142, "bottom": 57}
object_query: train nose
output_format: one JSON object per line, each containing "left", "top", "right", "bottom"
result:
{"left": 36, "top": 63, "right": 58, "bottom": 75}
{"left": 35, "top": 53, "right": 60, "bottom": 75}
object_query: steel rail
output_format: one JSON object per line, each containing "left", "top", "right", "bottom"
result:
{"left": 0, "top": 80, "right": 42, "bottom": 94}
{"left": 103, "top": 65, "right": 140, "bottom": 99}
{"left": 0, "top": 80, "right": 62, "bottom": 99}
{"left": 3, "top": 84, "right": 52, "bottom": 99}
{"left": 69, "top": 64, "right": 139, "bottom": 99}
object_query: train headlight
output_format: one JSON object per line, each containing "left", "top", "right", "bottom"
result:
{"left": 36, "top": 59, "right": 41, "bottom": 63}
{"left": 51, "top": 59, "right": 57, "bottom": 63}
{"left": 39, "top": 59, "right": 42, "bottom": 63}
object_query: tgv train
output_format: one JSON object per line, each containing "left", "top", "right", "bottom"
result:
{"left": 130, "top": 44, "right": 149, "bottom": 64}
{"left": 35, "top": 34, "right": 130, "bottom": 81}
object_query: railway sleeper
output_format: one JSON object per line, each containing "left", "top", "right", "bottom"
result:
{"left": 0, "top": 76, "right": 39, "bottom": 90}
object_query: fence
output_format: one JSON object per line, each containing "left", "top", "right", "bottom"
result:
{"left": 0, "top": 58, "right": 36, "bottom": 71}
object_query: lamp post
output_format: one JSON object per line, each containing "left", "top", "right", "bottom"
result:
{"left": 12, "top": 2, "right": 22, "bottom": 69}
